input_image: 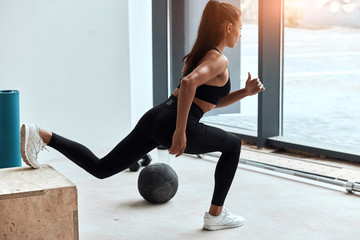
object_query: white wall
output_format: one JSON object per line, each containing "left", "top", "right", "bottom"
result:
{"left": 128, "top": 0, "right": 153, "bottom": 128}
{"left": 0, "top": 0, "right": 152, "bottom": 162}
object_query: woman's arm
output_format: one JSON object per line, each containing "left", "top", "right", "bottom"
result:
{"left": 168, "top": 53, "right": 228, "bottom": 157}
{"left": 216, "top": 72, "right": 265, "bottom": 109}
{"left": 175, "top": 57, "right": 227, "bottom": 131}
{"left": 215, "top": 88, "right": 250, "bottom": 108}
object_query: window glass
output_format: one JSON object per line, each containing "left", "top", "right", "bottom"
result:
{"left": 283, "top": 0, "right": 360, "bottom": 150}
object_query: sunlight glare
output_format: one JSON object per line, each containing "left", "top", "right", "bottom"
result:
{"left": 329, "top": 1, "right": 341, "bottom": 13}
{"left": 315, "top": 0, "right": 331, "bottom": 9}
{"left": 342, "top": 3, "right": 357, "bottom": 13}
{"left": 341, "top": 0, "right": 352, "bottom": 4}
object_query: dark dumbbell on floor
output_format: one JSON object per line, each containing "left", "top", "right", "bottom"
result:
{"left": 129, "top": 154, "right": 152, "bottom": 172}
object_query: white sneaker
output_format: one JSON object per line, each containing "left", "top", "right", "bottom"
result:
{"left": 20, "top": 124, "right": 47, "bottom": 169}
{"left": 203, "top": 208, "right": 245, "bottom": 231}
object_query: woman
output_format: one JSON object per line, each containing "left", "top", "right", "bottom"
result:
{"left": 21, "top": 0, "right": 264, "bottom": 231}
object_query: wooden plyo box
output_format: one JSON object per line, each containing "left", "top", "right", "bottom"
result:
{"left": 0, "top": 164, "right": 78, "bottom": 240}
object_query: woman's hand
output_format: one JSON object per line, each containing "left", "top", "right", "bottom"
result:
{"left": 168, "top": 129, "right": 187, "bottom": 157}
{"left": 245, "top": 72, "right": 265, "bottom": 96}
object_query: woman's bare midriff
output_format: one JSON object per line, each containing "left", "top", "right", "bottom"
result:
{"left": 171, "top": 88, "right": 216, "bottom": 114}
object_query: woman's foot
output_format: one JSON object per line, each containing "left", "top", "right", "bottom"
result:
{"left": 203, "top": 208, "right": 245, "bottom": 231}
{"left": 20, "top": 124, "right": 48, "bottom": 169}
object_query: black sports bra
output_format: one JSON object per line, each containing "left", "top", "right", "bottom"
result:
{"left": 176, "top": 49, "right": 231, "bottom": 105}
{"left": 176, "top": 69, "right": 230, "bottom": 105}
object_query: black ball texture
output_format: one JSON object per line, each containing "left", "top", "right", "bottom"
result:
{"left": 137, "top": 163, "right": 178, "bottom": 204}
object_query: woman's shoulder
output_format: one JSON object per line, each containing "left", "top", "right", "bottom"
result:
{"left": 203, "top": 49, "right": 228, "bottom": 68}
{"left": 182, "top": 49, "right": 228, "bottom": 75}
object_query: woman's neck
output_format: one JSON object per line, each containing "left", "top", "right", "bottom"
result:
{"left": 215, "top": 43, "right": 226, "bottom": 53}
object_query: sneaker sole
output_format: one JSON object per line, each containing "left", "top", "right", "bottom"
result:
{"left": 20, "top": 124, "right": 39, "bottom": 169}
{"left": 203, "top": 222, "right": 244, "bottom": 231}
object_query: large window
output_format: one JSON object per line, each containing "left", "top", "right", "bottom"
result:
{"left": 153, "top": 0, "right": 360, "bottom": 161}
{"left": 283, "top": 0, "right": 360, "bottom": 151}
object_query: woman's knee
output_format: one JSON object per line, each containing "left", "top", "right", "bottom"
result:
{"left": 224, "top": 133, "right": 242, "bottom": 153}
{"left": 90, "top": 161, "right": 125, "bottom": 179}
{"left": 90, "top": 166, "right": 112, "bottom": 179}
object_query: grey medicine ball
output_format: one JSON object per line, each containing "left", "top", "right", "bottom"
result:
{"left": 137, "top": 163, "right": 178, "bottom": 204}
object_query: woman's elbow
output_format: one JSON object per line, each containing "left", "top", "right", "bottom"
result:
{"left": 180, "top": 78, "right": 196, "bottom": 91}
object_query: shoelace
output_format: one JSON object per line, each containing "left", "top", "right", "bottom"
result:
{"left": 31, "top": 138, "right": 48, "bottom": 157}
{"left": 32, "top": 125, "right": 49, "bottom": 157}
{"left": 222, "top": 208, "right": 237, "bottom": 220}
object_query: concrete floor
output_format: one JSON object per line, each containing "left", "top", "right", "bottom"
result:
{"left": 43, "top": 147, "right": 360, "bottom": 240}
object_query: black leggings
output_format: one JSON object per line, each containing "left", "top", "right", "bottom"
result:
{"left": 48, "top": 95, "right": 241, "bottom": 206}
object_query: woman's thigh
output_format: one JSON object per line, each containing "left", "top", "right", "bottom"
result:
{"left": 185, "top": 122, "right": 236, "bottom": 155}
{"left": 134, "top": 102, "right": 241, "bottom": 154}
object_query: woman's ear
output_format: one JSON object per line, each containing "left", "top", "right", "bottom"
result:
{"left": 226, "top": 22, "right": 233, "bottom": 34}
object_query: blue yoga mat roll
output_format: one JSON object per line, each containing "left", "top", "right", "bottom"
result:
{"left": 0, "top": 90, "right": 21, "bottom": 168}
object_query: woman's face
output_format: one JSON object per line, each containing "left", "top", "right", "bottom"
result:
{"left": 226, "top": 19, "right": 242, "bottom": 48}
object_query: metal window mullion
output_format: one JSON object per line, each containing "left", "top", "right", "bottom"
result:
{"left": 257, "top": 0, "right": 284, "bottom": 148}
{"left": 152, "top": 0, "right": 169, "bottom": 106}
{"left": 170, "top": 0, "right": 185, "bottom": 91}
{"left": 167, "top": 0, "right": 172, "bottom": 97}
